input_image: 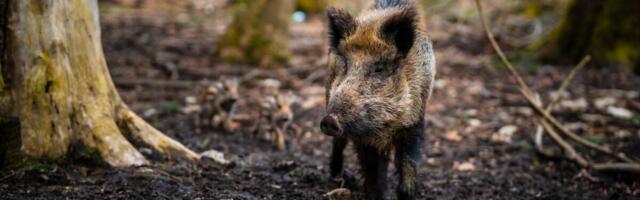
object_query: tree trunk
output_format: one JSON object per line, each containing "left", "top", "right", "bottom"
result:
{"left": 296, "top": 0, "right": 329, "bottom": 14}
{"left": 538, "top": 0, "right": 640, "bottom": 74}
{"left": 0, "top": 0, "right": 199, "bottom": 167}
{"left": 217, "top": 0, "right": 294, "bottom": 66}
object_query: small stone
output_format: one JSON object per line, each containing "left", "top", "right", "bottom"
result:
{"left": 491, "top": 125, "right": 517, "bottom": 144}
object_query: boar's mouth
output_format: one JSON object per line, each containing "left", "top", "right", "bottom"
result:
{"left": 320, "top": 114, "right": 385, "bottom": 137}
{"left": 320, "top": 114, "right": 342, "bottom": 136}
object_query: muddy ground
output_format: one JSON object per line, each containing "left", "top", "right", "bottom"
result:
{"left": 1, "top": 1, "right": 640, "bottom": 199}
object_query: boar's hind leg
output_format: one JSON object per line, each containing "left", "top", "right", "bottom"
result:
{"left": 356, "top": 144, "right": 389, "bottom": 200}
{"left": 394, "top": 121, "right": 425, "bottom": 200}
{"left": 330, "top": 136, "right": 348, "bottom": 177}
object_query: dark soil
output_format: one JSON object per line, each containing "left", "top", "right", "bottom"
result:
{"left": 1, "top": 1, "right": 639, "bottom": 199}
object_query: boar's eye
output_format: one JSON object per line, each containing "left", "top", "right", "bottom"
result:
{"left": 373, "top": 64, "right": 384, "bottom": 74}
{"left": 370, "top": 61, "right": 390, "bottom": 77}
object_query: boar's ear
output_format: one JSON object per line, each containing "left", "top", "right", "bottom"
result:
{"left": 326, "top": 7, "right": 356, "bottom": 49}
{"left": 380, "top": 8, "right": 417, "bottom": 57}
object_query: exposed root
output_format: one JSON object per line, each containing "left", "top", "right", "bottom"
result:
{"left": 117, "top": 105, "right": 201, "bottom": 162}
{"left": 75, "top": 103, "right": 149, "bottom": 167}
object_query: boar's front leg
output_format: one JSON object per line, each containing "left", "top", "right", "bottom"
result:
{"left": 394, "top": 121, "right": 425, "bottom": 200}
{"left": 356, "top": 144, "right": 389, "bottom": 200}
{"left": 330, "top": 136, "right": 348, "bottom": 177}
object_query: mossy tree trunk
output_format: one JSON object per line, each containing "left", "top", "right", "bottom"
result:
{"left": 539, "top": 0, "right": 640, "bottom": 74}
{"left": 296, "top": 0, "right": 330, "bottom": 14}
{"left": 217, "top": 0, "right": 294, "bottom": 66}
{"left": 0, "top": 0, "right": 199, "bottom": 167}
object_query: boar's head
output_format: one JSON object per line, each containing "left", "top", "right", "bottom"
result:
{"left": 320, "top": 6, "right": 435, "bottom": 142}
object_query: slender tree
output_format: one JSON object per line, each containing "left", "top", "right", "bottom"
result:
{"left": 0, "top": 0, "right": 199, "bottom": 167}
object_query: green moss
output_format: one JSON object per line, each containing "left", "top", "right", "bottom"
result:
{"left": 29, "top": 0, "right": 44, "bottom": 15}
{"left": 0, "top": 119, "right": 42, "bottom": 170}
{"left": 70, "top": 145, "right": 105, "bottom": 166}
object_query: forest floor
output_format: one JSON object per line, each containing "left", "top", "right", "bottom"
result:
{"left": 2, "top": 1, "right": 640, "bottom": 199}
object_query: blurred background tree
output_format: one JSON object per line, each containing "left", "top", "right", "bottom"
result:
{"left": 296, "top": 0, "right": 330, "bottom": 14}
{"left": 217, "top": 0, "right": 294, "bottom": 66}
{"left": 538, "top": 0, "right": 640, "bottom": 74}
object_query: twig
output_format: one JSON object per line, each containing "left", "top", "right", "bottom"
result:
{"left": 592, "top": 163, "right": 640, "bottom": 174}
{"left": 535, "top": 56, "right": 590, "bottom": 157}
{"left": 0, "top": 171, "right": 16, "bottom": 182}
{"left": 541, "top": 120, "right": 588, "bottom": 167}
{"left": 475, "top": 0, "right": 639, "bottom": 171}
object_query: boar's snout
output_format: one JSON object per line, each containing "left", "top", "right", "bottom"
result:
{"left": 320, "top": 114, "right": 342, "bottom": 137}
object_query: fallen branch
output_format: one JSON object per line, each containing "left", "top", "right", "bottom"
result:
{"left": 475, "top": 0, "right": 640, "bottom": 173}
{"left": 592, "top": 163, "right": 640, "bottom": 174}
{"left": 534, "top": 56, "right": 590, "bottom": 157}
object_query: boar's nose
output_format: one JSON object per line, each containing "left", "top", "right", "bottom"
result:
{"left": 320, "top": 114, "right": 342, "bottom": 137}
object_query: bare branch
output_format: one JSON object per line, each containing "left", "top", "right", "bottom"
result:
{"left": 541, "top": 120, "right": 588, "bottom": 167}
{"left": 474, "top": 0, "right": 640, "bottom": 172}
{"left": 535, "top": 56, "right": 590, "bottom": 157}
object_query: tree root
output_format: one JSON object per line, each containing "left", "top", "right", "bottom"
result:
{"left": 475, "top": 0, "right": 640, "bottom": 174}
{"left": 117, "top": 105, "right": 201, "bottom": 162}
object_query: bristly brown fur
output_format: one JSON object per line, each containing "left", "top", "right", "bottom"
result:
{"left": 322, "top": 0, "right": 435, "bottom": 199}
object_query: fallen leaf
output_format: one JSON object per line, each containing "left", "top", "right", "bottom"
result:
{"left": 181, "top": 104, "right": 202, "bottom": 114}
{"left": 200, "top": 149, "right": 231, "bottom": 165}
{"left": 607, "top": 106, "right": 633, "bottom": 119}
{"left": 594, "top": 97, "right": 616, "bottom": 109}
{"left": 491, "top": 125, "right": 517, "bottom": 144}
{"left": 468, "top": 119, "right": 482, "bottom": 127}
{"left": 560, "top": 98, "right": 588, "bottom": 111}
{"left": 143, "top": 108, "right": 157, "bottom": 118}
{"left": 185, "top": 96, "right": 198, "bottom": 104}
{"left": 444, "top": 130, "right": 462, "bottom": 142}
{"left": 454, "top": 161, "right": 475, "bottom": 171}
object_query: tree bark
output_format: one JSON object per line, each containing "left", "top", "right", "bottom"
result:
{"left": 217, "top": 0, "right": 294, "bottom": 66}
{"left": 538, "top": 0, "right": 640, "bottom": 74}
{"left": 0, "top": 0, "right": 198, "bottom": 167}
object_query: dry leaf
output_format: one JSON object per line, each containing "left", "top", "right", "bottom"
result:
{"left": 444, "top": 130, "right": 462, "bottom": 142}
{"left": 454, "top": 161, "right": 475, "bottom": 171}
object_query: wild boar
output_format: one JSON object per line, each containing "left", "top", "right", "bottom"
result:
{"left": 320, "top": 0, "right": 436, "bottom": 199}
